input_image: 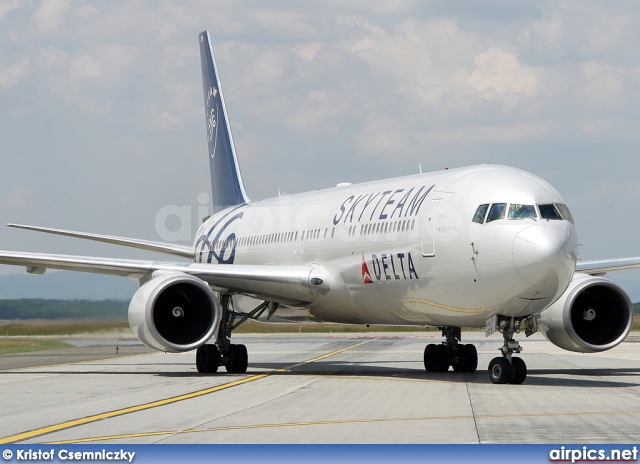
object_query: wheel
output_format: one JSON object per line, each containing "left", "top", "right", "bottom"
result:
{"left": 509, "top": 357, "right": 527, "bottom": 384}
{"left": 432, "top": 344, "right": 450, "bottom": 372}
{"left": 452, "top": 344, "right": 478, "bottom": 373}
{"left": 451, "top": 344, "right": 465, "bottom": 372}
{"left": 225, "top": 344, "right": 248, "bottom": 373}
{"left": 460, "top": 344, "right": 478, "bottom": 373}
{"left": 196, "top": 346, "right": 206, "bottom": 372}
{"left": 488, "top": 357, "right": 512, "bottom": 384}
{"left": 423, "top": 344, "right": 436, "bottom": 372}
{"left": 203, "top": 345, "right": 219, "bottom": 373}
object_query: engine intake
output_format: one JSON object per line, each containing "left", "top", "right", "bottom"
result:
{"left": 539, "top": 273, "right": 633, "bottom": 353}
{"left": 128, "top": 272, "right": 221, "bottom": 352}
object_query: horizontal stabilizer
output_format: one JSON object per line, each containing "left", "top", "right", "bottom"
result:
{"left": 7, "top": 223, "right": 194, "bottom": 258}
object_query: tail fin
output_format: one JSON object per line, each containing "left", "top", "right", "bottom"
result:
{"left": 199, "top": 30, "right": 249, "bottom": 212}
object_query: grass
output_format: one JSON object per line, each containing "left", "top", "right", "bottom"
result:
{"left": 0, "top": 319, "right": 436, "bottom": 336}
{"left": 0, "top": 339, "right": 71, "bottom": 355}
{"left": 1, "top": 315, "right": 639, "bottom": 337}
{"left": 0, "top": 320, "right": 130, "bottom": 336}
{"left": 234, "top": 320, "right": 435, "bottom": 334}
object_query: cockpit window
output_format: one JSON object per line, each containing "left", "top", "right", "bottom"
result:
{"left": 555, "top": 203, "right": 574, "bottom": 223}
{"left": 472, "top": 204, "right": 489, "bottom": 224}
{"left": 508, "top": 204, "right": 537, "bottom": 220}
{"left": 538, "top": 204, "right": 562, "bottom": 220}
{"left": 486, "top": 203, "right": 506, "bottom": 222}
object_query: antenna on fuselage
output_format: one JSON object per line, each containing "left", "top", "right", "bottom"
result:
{"left": 418, "top": 162, "right": 423, "bottom": 174}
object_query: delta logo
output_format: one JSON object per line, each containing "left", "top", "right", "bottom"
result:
{"left": 362, "top": 252, "right": 419, "bottom": 283}
{"left": 362, "top": 254, "right": 373, "bottom": 284}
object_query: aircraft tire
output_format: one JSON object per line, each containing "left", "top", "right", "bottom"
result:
{"left": 204, "top": 345, "right": 219, "bottom": 373}
{"left": 197, "top": 345, "right": 219, "bottom": 373}
{"left": 196, "top": 346, "right": 205, "bottom": 372}
{"left": 508, "top": 357, "right": 527, "bottom": 384}
{"left": 451, "top": 344, "right": 465, "bottom": 372}
{"left": 423, "top": 344, "right": 436, "bottom": 372}
{"left": 225, "top": 344, "right": 248, "bottom": 373}
{"left": 460, "top": 344, "right": 478, "bottom": 373}
{"left": 488, "top": 357, "right": 511, "bottom": 384}
{"left": 433, "top": 344, "right": 450, "bottom": 372}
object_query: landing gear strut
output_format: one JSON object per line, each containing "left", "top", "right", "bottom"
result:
{"left": 488, "top": 316, "right": 528, "bottom": 384}
{"left": 423, "top": 326, "right": 478, "bottom": 373}
{"left": 196, "top": 295, "right": 277, "bottom": 374}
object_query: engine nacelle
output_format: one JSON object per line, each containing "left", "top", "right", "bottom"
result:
{"left": 539, "top": 273, "right": 633, "bottom": 353}
{"left": 128, "top": 272, "right": 221, "bottom": 352}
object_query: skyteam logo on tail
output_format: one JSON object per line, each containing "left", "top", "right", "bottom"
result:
{"left": 200, "top": 30, "right": 249, "bottom": 210}
{"left": 207, "top": 86, "right": 219, "bottom": 155}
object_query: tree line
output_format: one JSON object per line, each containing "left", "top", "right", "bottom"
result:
{"left": 0, "top": 299, "right": 128, "bottom": 320}
{"left": 0, "top": 299, "right": 639, "bottom": 320}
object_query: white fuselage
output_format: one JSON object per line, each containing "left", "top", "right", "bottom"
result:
{"left": 194, "top": 165, "right": 577, "bottom": 327}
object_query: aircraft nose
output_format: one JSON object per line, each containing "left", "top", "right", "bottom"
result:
{"left": 512, "top": 223, "right": 575, "bottom": 285}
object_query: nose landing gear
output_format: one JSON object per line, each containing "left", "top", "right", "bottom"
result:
{"left": 488, "top": 316, "right": 529, "bottom": 384}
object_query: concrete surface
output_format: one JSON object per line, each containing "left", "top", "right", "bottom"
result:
{"left": 1, "top": 332, "right": 640, "bottom": 444}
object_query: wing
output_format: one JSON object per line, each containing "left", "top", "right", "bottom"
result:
{"left": 576, "top": 257, "right": 640, "bottom": 275}
{"left": 0, "top": 251, "right": 321, "bottom": 306}
{"left": 7, "top": 223, "right": 194, "bottom": 258}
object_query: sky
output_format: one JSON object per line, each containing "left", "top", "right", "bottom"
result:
{"left": 1, "top": 0, "right": 640, "bottom": 299}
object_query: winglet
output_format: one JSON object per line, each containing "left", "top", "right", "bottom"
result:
{"left": 199, "top": 31, "right": 249, "bottom": 212}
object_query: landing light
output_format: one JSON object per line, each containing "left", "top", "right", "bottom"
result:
{"left": 311, "top": 278, "right": 323, "bottom": 286}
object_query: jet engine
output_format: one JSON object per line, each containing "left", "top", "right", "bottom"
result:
{"left": 539, "top": 273, "right": 633, "bottom": 353}
{"left": 128, "top": 272, "right": 221, "bottom": 352}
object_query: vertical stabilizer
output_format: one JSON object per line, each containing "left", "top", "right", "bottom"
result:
{"left": 199, "top": 31, "right": 249, "bottom": 212}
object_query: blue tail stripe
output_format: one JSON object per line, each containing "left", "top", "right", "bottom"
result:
{"left": 199, "top": 31, "right": 249, "bottom": 212}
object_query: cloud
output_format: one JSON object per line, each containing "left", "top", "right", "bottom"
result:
{"left": 249, "top": 9, "right": 317, "bottom": 39}
{"left": 0, "top": 187, "right": 33, "bottom": 209}
{"left": 291, "top": 42, "right": 324, "bottom": 63}
{"left": 38, "top": 47, "right": 68, "bottom": 69}
{"left": 336, "top": 17, "right": 519, "bottom": 109}
{"left": 421, "top": 121, "right": 555, "bottom": 147}
{"left": 32, "top": 0, "right": 71, "bottom": 34}
{"left": 577, "top": 61, "right": 625, "bottom": 108}
{"left": 0, "top": 57, "right": 29, "bottom": 88}
{"left": 469, "top": 48, "right": 538, "bottom": 96}
{"left": 353, "top": 114, "right": 412, "bottom": 156}
{"left": 286, "top": 89, "right": 348, "bottom": 134}
{"left": 0, "top": 0, "right": 20, "bottom": 21}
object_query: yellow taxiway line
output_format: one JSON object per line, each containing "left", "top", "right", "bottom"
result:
{"left": 46, "top": 409, "right": 640, "bottom": 444}
{"left": 0, "top": 340, "right": 369, "bottom": 444}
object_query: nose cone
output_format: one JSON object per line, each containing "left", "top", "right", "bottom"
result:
{"left": 513, "top": 223, "right": 576, "bottom": 287}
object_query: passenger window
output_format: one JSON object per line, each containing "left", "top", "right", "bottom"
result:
{"left": 508, "top": 204, "right": 537, "bottom": 219}
{"left": 486, "top": 203, "right": 506, "bottom": 222}
{"left": 472, "top": 204, "right": 489, "bottom": 224}
{"left": 538, "top": 204, "right": 562, "bottom": 220}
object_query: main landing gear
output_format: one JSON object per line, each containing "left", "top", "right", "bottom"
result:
{"left": 487, "top": 316, "right": 530, "bottom": 384}
{"left": 196, "top": 295, "right": 277, "bottom": 374}
{"left": 423, "top": 327, "right": 478, "bottom": 373}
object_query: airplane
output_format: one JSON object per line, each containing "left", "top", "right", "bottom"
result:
{"left": 0, "top": 30, "right": 638, "bottom": 384}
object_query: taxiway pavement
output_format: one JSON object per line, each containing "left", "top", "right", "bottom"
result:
{"left": 1, "top": 332, "right": 640, "bottom": 444}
